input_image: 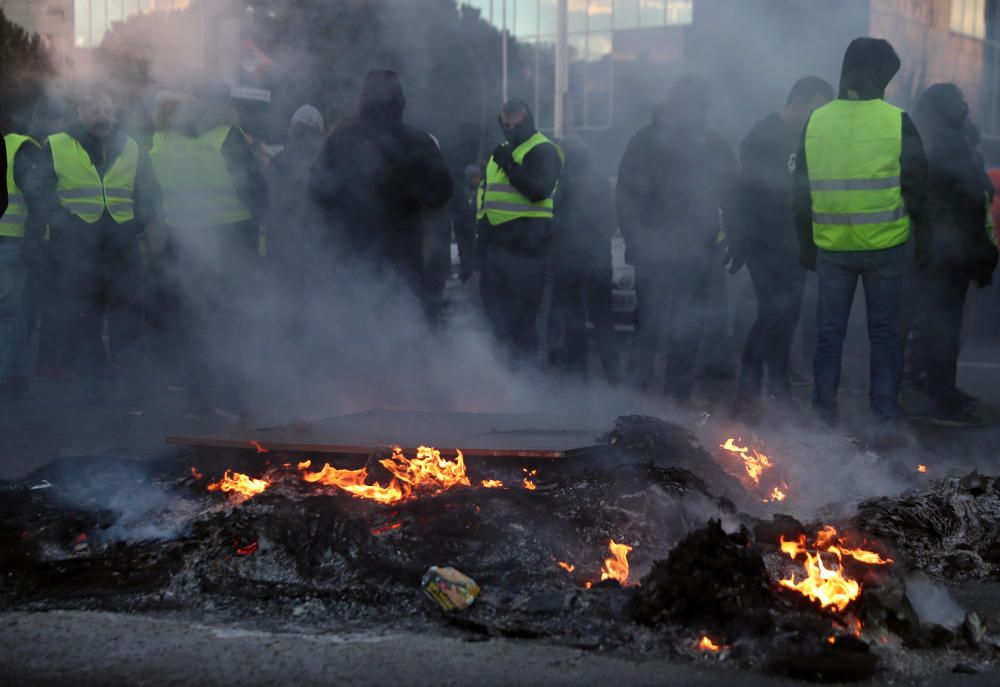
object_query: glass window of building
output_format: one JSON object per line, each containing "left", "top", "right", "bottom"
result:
{"left": 952, "top": 0, "right": 987, "bottom": 39}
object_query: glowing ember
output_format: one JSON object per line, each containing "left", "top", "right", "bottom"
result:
{"left": 370, "top": 522, "right": 403, "bottom": 536}
{"left": 697, "top": 635, "right": 722, "bottom": 652}
{"left": 206, "top": 470, "right": 270, "bottom": 500}
{"left": 768, "top": 485, "right": 787, "bottom": 502}
{"left": 302, "top": 446, "right": 469, "bottom": 505}
{"left": 558, "top": 561, "right": 575, "bottom": 572}
{"left": 600, "top": 539, "right": 633, "bottom": 585}
{"left": 917, "top": 464, "right": 927, "bottom": 473}
{"left": 481, "top": 479, "right": 504, "bottom": 488}
{"left": 190, "top": 466, "right": 203, "bottom": 480}
{"left": 826, "top": 635, "right": 837, "bottom": 645}
{"left": 523, "top": 478, "right": 537, "bottom": 491}
{"left": 249, "top": 440, "right": 269, "bottom": 454}
{"left": 720, "top": 438, "right": 772, "bottom": 486}
{"left": 297, "top": 459, "right": 312, "bottom": 470}
{"left": 235, "top": 541, "right": 258, "bottom": 555}
{"left": 778, "top": 527, "right": 891, "bottom": 613}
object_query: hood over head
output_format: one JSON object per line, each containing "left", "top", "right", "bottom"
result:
{"left": 913, "top": 83, "right": 969, "bottom": 132}
{"left": 838, "top": 37, "right": 900, "bottom": 100}
{"left": 653, "top": 73, "right": 711, "bottom": 132}
{"left": 359, "top": 70, "right": 405, "bottom": 125}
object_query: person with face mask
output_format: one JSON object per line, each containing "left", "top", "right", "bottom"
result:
{"left": 616, "top": 74, "right": 738, "bottom": 401}
{"left": 732, "top": 76, "right": 835, "bottom": 420}
{"left": 476, "top": 99, "right": 562, "bottom": 366}
{"left": 26, "top": 88, "right": 159, "bottom": 400}
{"left": 793, "top": 38, "right": 930, "bottom": 443}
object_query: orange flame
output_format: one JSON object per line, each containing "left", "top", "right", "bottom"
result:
{"left": 190, "top": 466, "right": 204, "bottom": 480}
{"left": 778, "top": 527, "right": 891, "bottom": 613}
{"left": 481, "top": 479, "right": 504, "bottom": 488}
{"left": 297, "top": 459, "right": 312, "bottom": 470}
{"left": 302, "top": 464, "right": 410, "bottom": 504}
{"left": 600, "top": 539, "right": 633, "bottom": 585}
{"left": 522, "top": 468, "right": 538, "bottom": 491}
{"left": 558, "top": 561, "right": 575, "bottom": 572}
{"left": 720, "top": 438, "right": 772, "bottom": 486}
{"left": 768, "top": 485, "right": 787, "bottom": 502}
{"left": 302, "top": 447, "right": 468, "bottom": 505}
{"left": 917, "top": 464, "right": 927, "bottom": 473}
{"left": 206, "top": 470, "right": 270, "bottom": 500}
{"left": 698, "top": 635, "right": 722, "bottom": 652}
{"left": 249, "top": 440, "right": 269, "bottom": 454}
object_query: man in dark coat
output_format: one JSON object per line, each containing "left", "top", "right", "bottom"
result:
{"left": 909, "top": 83, "right": 997, "bottom": 425}
{"left": 310, "top": 70, "right": 452, "bottom": 298}
{"left": 616, "top": 74, "right": 738, "bottom": 400}
{"left": 548, "top": 134, "right": 618, "bottom": 383}
{"left": 732, "top": 76, "right": 834, "bottom": 418}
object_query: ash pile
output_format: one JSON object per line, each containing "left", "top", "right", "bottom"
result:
{"left": 1, "top": 415, "right": 999, "bottom": 682}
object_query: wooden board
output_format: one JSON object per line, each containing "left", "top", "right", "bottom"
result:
{"left": 166, "top": 409, "right": 607, "bottom": 459}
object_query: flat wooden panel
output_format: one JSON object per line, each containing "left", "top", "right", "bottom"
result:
{"left": 167, "top": 409, "right": 606, "bottom": 458}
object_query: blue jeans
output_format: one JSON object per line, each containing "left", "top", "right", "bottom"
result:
{"left": 813, "top": 245, "right": 905, "bottom": 429}
{"left": 0, "top": 241, "right": 28, "bottom": 381}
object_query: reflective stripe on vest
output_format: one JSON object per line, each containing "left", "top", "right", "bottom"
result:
{"left": 805, "top": 99, "right": 909, "bottom": 251}
{"left": 2, "top": 133, "right": 39, "bottom": 237}
{"left": 477, "top": 132, "right": 562, "bottom": 226}
{"left": 150, "top": 126, "right": 253, "bottom": 228}
{"left": 49, "top": 133, "right": 138, "bottom": 224}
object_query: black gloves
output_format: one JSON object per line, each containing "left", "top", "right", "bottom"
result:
{"left": 492, "top": 142, "right": 514, "bottom": 174}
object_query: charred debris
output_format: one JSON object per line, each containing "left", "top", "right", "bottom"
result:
{"left": 2, "top": 415, "right": 999, "bottom": 682}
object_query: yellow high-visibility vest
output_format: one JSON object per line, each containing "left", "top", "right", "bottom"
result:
{"left": 477, "top": 132, "right": 562, "bottom": 226}
{"left": 49, "top": 132, "right": 138, "bottom": 224}
{"left": 150, "top": 126, "right": 252, "bottom": 228}
{"left": 805, "top": 99, "right": 909, "bottom": 251}
{"left": 1, "top": 133, "right": 40, "bottom": 237}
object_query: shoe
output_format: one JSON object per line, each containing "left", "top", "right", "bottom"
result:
{"left": 789, "top": 366, "right": 811, "bottom": 388}
{"left": 731, "top": 393, "right": 763, "bottom": 422}
{"left": 957, "top": 389, "right": 979, "bottom": 413}
{"left": 6, "top": 376, "right": 29, "bottom": 398}
{"left": 36, "top": 365, "right": 73, "bottom": 382}
{"left": 928, "top": 412, "right": 984, "bottom": 428}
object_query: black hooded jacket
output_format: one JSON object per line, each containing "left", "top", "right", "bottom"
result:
{"left": 911, "top": 83, "right": 998, "bottom": 283}
{"left": 616, "top": 85, "right": 737, "bottom": 264}
{"left": 793, "top": 37, "right": 929, "bottom": 267}
{"left": 310, "top": 70, "right": 452, "bottom": 284}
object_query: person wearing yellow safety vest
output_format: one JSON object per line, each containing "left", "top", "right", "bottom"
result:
{"left": 476, "top": 99, "right": 562, "bottom": 365}
{"left": 26, "top": 90, "right": 160, "bottom": 400}
{"left": 146, "top": 80, "right": 266, "bottom": 407}
{"left": 0, "top": 128, "right": 43, "bottom": 397}
{"left": 793, "top": 38, "right": 931, "bottom": 442}
{"left": 905, "top": 84, "right": 998, "bottom": 426}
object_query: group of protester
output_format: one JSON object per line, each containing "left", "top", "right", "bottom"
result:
{"left": 0, "top": 36, "right": 997, "bottom": 441}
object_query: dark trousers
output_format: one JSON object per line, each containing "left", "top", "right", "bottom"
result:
{"left": 484, "top": 242, "right": 547, "bottom": 365}
{"left": 737, "top": 254, "right": 806, "bottom": 399}
{"left": 549, "top": 264, "right": 619, "bottom": 383}
{"left": 922, "top": 266, "right": 971, "bottom": 415}
{"left": 813, "top": 245, "right": 905, "bottom": 428}
{"left": 628, "top": 252, "right": 713, "bottom": 399}
{"left": 49, "top": 240, "right": 143, "bottom": 391}
{"left": 23, "top": 241, "right": 64, "bottom": 371}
